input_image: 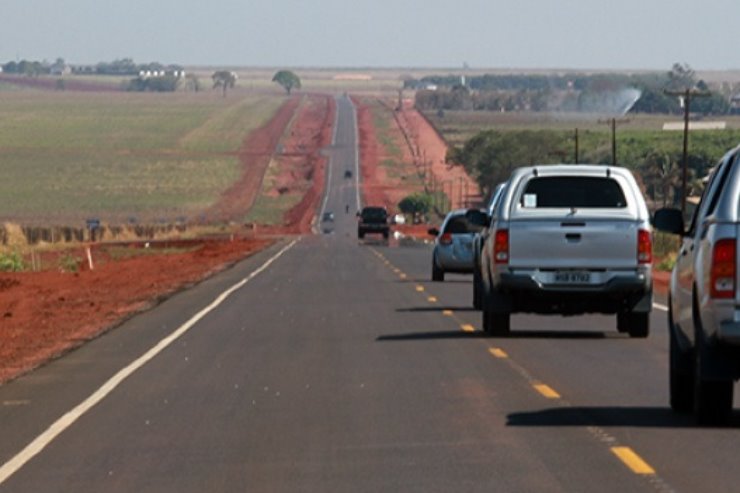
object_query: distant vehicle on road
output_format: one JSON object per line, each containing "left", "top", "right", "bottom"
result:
{"left": 480, "top": 165, "right": 653, "bottom": 337}
{"left": 429, "top": 208, "right": 489, "bottom": 282}
{"left": 357, "top": 206, "right": 389, "bottom": 239}
{"left": 344, "top": 169, "right": 353, "bottom": 179}
{"left": 322, "top": 212, "right": 334, "bottom": 222}
{"left": 654, "top": 145, "right": 740, "bottom": 425}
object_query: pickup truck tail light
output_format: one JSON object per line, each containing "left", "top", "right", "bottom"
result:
{"left": 637, "top": 229, "right": 652, "bottom": 264}
{"left": 494, "top": 229, "right": 509, "bottom": 264}
{"left": 439, "top": 233, "right": 453, "bottom": 246}
{"left": 711, "top": 239, "right": 736, "bottom": 299}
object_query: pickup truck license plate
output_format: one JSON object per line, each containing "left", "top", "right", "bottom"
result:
{"left": 554, "top": 271, "right": 591, "bottom": 283}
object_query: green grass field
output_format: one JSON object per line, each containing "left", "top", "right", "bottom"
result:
{"left": 0, "top": 91, "right": 285, "bottom": 224}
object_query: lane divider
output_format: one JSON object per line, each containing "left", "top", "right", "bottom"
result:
{"left": 0, "top": 239, "right": 300, "bottom": 486}
{"left": 533, "top": 383, "right": 561, "bottom": 399}
{"left": 488, "top": 348, "right": 508, "bottom": 359}
{"left": 427, "top": 296, "right": 438, "bottom": 303}
{"left": 611, "top": 447, "right": 656, "bottom": 475}
{"left": 461, "top": 324, "right": 475, "bottom": 333}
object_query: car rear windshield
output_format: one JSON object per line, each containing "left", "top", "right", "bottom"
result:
{"left": 361, "top": 207, "right": 387, "bottom": 219}
{"left": 443, "top": 211, "right": 487, "bottom": 234}
{"left": 520, "top": 176, "right": 627, "bottom": 208}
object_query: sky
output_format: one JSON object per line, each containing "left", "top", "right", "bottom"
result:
{"left": 2, "top": 0, "right": 739, "bottom": 70}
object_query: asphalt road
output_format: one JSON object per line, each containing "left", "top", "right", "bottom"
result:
{"left": 2, "top": 95, "right": 740, "bottom": 492}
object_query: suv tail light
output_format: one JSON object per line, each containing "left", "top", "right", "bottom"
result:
{"left": 439, "top": 233, "right": 453, "bottom": 246}
{"left": 637, "top": 229, "right": 652, "bottom": 264}
{"left": 494, "top": 229, "right": 509, "bottom": 264}
{"left": 711, "top": 239, "right": 736, "bottom": 299}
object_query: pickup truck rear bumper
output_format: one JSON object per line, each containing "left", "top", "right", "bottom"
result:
{"left": 491, "top": 271, "right": 652, "bottom": 315}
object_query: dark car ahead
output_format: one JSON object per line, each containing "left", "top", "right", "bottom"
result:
{"left": 358, "top": 206, "right": 389, "bottom": 239}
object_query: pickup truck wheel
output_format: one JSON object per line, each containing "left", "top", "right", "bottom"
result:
{"left": 473, "top": 269, "right": 482, "bottom": 310}
{"left": 618, "top": 312, "right": 649, "bottom": 338}
{"left": 358, "top": 232, "right": 365, "bottom": 239}
{"left": 483, "top": 309, "right": 510, "bottom": 337}
{"left": 627, "top": 313, "right": 649, "bottom": 338}
{"left": 432, "top": 260, "right": 444, "bottom": 282}
{"left": 694, "top": 334, "right": 734, "bottom": 426}
{"left": 669, "top": 297, "right": 694, "bottom": 413}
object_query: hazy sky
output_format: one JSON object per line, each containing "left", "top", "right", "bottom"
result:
{"left": 2, "top": 0, "right": 739, "bottom": 70}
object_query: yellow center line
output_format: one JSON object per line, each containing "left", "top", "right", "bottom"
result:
{"left": 442, "top": 310, "right": 453, "bottom": 316}
{"left": 533, "top": 384, "right": 561, "bottom": 399}
{"left": 460, "top": 324, "right": 475, "bottom": 332}
{"left": 415, "top": 285, "right": 425, "bottom": 292}
{"left": 428, "top": 296, "right": 438, "bottom": 303}
{"left": 611, "top": 447, "right": 656, "bottom": 475}
{"left": 488, "top": 348, "right": 508, "bottom": 358}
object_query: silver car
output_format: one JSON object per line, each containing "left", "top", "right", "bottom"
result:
{"left": 429, "top": 208, "right": 489, "bottom": 282}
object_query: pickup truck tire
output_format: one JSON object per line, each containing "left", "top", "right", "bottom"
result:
{"left": 432, "top": 260, "right": 444, "bottom": 282}
{"left": 694, "top": 330, "right": 734, "bottom": 425}
{"left": 617, "top": 312, "right": 649, "bottom": 338}
{"left": 669, "top": 297, "right": 695, "bottom": 413}
{"left": 358, "top": 232, "right": 365, "bottom": 239}
{"left": 483, "top": 308, "right": 510, "bottom": 337}
{"left": 473, "top": 268, "right": 482, "bottom": 310}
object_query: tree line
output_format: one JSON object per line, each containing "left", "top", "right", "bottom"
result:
{"left": 446, "top": 127, "right": 740, "bottom": 208}
{"left": 411, "top": 64, "right": 736, "bottom": 115}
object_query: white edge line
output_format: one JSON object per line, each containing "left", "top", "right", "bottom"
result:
{"left": 653, "top": 302, "right": 668, "bottom": 312}
{"left": 0, "top": 239, "right": 299, "bottom": 485}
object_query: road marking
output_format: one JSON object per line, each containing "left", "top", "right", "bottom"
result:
{"left": 442, "top": 310, "right": 453, "bottom": 316}
{"left": 415, "top": 285, "right": 425, "bottom": 292}
{"left": 653, "top": 302, "right": 668, "bottom": 312}
{"left": 3, "top": 400, "right": 30, "bottom": 407}
{"left": 533, "top": 384, "right": 561, "bottom": 399}
{"left": 488, "top": 348, "right": 508, "bottom": 358}
{"left": 611, "top": 447, "right": 656, "bottom": 475}
{"left": 0, "top": 239, "right": 299, "bottom": 486}
{"left": 427, "top": 296, "right": 438, "bottom": 303}
{"left": 399, "top": 273, "right": 407, "bottom": 279}
{"left": 461, "top": 324, "right": 475, "bottom": 332}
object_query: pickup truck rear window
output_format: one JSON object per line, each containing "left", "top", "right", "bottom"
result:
{"left": 521, "top": 177, "right": 627, "bottom": 208}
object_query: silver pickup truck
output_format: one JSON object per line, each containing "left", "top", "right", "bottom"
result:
{"left": 479, "top": 164, "right": 653, "bottom": 337}
{"left": 654, "top": 145, "right": 740, "bottom": 424}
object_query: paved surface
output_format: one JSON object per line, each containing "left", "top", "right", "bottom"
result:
{"left": 2, "top": 95, "right": 740, "bottom": 492}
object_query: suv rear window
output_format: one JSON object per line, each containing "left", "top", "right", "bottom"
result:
{"left": 521, "top": 177, "right": 627, "bottom": 208}
{"left": 361, "top": 207, "right": 387, "bottom": 220}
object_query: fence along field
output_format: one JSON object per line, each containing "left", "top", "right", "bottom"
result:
{"left": 0, "top": 91, "right": 285, "bottom": 237}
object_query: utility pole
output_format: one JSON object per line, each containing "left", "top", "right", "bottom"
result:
{"left": 598, "top": 117, "right": 630, "bottom": 166}
{"left": 574, "top": 128, "right": 579, "bottom": 164}
{"left": 664, "top": 88, "right": 710, "bottom": 217}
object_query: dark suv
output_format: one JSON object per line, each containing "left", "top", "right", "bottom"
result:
{"left": 358, "top": 206, "right": 390, "bottom": 239}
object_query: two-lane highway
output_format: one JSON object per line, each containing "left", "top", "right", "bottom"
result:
{"left": 3, "top": 95, "right": 740, "bottom": 492}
